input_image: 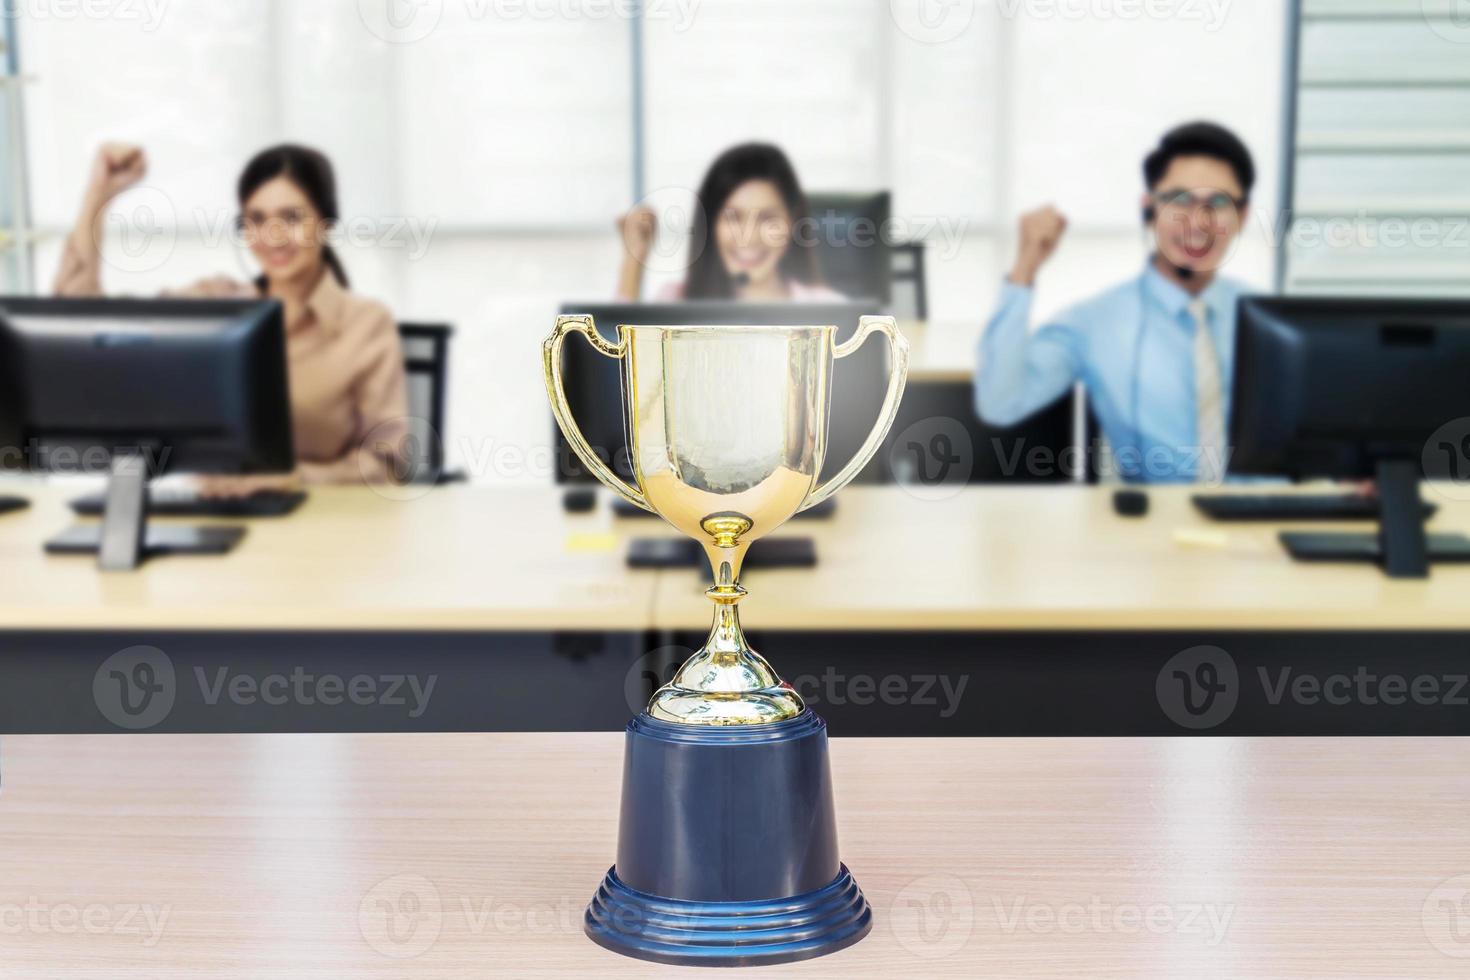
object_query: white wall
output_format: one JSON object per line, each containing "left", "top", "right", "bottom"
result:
{"left": 19, "top": 0, "right": 1287, "bottom": 484}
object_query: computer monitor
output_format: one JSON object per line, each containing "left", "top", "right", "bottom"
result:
{"left": 553, "top": 301, "right": 890, "bottom": 495}
{"left": 1230, "top": 296, "right": 1470, "bottom": 577}
{"left": 806, "top": 192, "right": 893, "bottom": 305}
{"left": 0, "top": 297, "right": 293, "bottom": 570}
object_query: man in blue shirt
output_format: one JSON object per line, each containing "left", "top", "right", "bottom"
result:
{"left": 977, "top": 122, "right": 1256, "bottom": 484}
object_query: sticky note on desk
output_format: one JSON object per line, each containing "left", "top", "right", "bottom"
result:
{"left": 1174, "top": 528, "right": 1232, "bottom": 550}
{"left": 565, "top": 532, "right": 619, "bottom": 553}
{"left": 1173, "top": 527, "right": 1270, "bottom": 555}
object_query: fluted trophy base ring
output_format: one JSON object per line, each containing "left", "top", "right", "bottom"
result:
{"left": 585, "top": 864, "right": 871, "bottom": 967}
{"left": 647, "top": 685, "right": 804, "bottom": 726}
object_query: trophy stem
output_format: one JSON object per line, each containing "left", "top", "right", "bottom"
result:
{"left": 704, "top": 581, "right": 750, "bottom": 666}
{"left": 645, "top": 538, "right": 805, "bottom": 726}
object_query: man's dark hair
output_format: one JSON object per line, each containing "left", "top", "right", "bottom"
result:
{"left": 1142, "top": 122, "right": 1255, "bottom": 201}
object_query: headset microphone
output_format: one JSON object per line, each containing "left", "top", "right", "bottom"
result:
{"left": 1144, "top": 206, "right": 1197, "bottom": 282}
{"left": 731, "top": 271, "right": 751, "bottom": 289}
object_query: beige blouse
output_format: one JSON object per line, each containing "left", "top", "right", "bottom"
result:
{"left": 54, "top": 240, "right": 408, "bottom": 485}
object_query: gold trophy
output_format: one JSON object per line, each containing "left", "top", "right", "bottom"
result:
{"left": 544, "top": 314, "right": 908, "bottom": 966}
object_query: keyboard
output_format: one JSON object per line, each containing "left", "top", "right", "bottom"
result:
{"left": 1192, "top": 493, "right": 1437, "bottom": 522}
{"left": 70, "top": 489, "right": 308, "bottom": 518}
{"left": 612, "top": 496, "right": 837, "bottom": 520}
{"left": 626, "top": 536, "right": 817, "bottom": 569}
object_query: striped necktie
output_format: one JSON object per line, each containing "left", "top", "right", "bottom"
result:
{"left": 1191, "top": 297, "right": 1226, "bottom": 484}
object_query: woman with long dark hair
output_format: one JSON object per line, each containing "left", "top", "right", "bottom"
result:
{"left": 616, "top": 142, "right": 844, "bottom": 302}
{"left": 55, "top": 143, "right": 408, "bottom": 487}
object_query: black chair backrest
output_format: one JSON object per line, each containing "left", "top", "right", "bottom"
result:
{"left": 889, "top": 242, "right": 928, "bottom": 322}
{"left": 398, "top": 322, "right": 452, "bottom": 483}
{"left": 805, "top": 191, "right": 893, "bottom": 304}
{"left": 883, "top": 383, "right": 1094, "bottom": 486}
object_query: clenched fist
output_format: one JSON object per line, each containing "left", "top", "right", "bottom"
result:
{"left": 618, "top": 205, "right": 657, "bottom": 266}
{"left": 1009, "top": 205, "right": 1067, "bottom": 287}
{"left": 87, "top": 142, "right": 148, "bottom": 205}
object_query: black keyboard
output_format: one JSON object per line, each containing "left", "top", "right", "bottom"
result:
{"left": 626, "top": 536, "right": 817, "bottom": 569}
{"left": 70, "top": 489, "right": 308, "bottom": 518}
{"left": 1192, "top": 493, "right": 1437, "bottom": 522}
{"left": 612, "top": 496, "right": 837, "bottom": 520}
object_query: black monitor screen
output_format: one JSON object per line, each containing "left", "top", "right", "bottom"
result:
{"left": 0, "top": 297, "right": 293, "bottom": 476}
{"left": 1230, "top": 296, "right": 1470, "bottom": 480}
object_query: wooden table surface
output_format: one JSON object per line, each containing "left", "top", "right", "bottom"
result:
{"left": 0, "top": 733, "right": 1467, "bottom": 978}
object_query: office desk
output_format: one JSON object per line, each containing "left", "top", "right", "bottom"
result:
{"left": 0, "top": 482, "right": 651, "bottom": 631}
{"left": 652, "top": 485, "right": 1470, "bottom": 631}
{"left": 647, "top": 485, "right": 1470, "bottom": 736}
{"left": 2, "top": 482, "right": 1468, "bottom": 735}
{"left": 0, "top": 483, "right": 659, "bottom": 733}
{"left": 1, "top": 732, "right": 1467, "bottom": 978}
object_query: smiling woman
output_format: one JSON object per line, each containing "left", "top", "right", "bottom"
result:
{"left": 52, "top": 143, "right": 409, "bottom": 489}
{"left": 616, "top": 143, "right": 846, "bottom": 304}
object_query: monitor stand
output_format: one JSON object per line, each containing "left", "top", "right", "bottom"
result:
{"left": 1280, "top": 459, "right": 1470, "bottom": 578}
{"left": 44, "top": 453, "right": 246, "bottom": 570}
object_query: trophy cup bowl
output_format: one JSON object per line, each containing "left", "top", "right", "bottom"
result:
{"left": 544, "top": 314, "right": 908, "bottom": 966}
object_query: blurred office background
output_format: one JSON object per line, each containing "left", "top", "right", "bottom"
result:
{"left": 1, "top": 0, "right": 1466, "bottom": 484}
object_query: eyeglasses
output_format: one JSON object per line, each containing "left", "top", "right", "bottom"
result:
{"left": 1150, "top": 189, "right": 1245, "bottom": 217}
{"left": 238, "top": 209, "right": 311, "bottom": 231}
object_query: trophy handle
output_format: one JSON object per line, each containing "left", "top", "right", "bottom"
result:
{"left": 801, "top": 315, "right": 911, "bottom": 512}
{"left": 543, "top": 314, "right": 654, "bottom": 513}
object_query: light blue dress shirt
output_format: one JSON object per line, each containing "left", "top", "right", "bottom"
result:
{"left": 976, "top": 263, "right": 1251, "bottom": 483}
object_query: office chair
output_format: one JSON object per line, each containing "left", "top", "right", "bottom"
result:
{"left": 885, "top": 386, "right": 1094, "bottom": 486}
{"left": 806, "top": 191, "right": 893, "bottom": 304}
{"left": 889, "top": 241, "right": 928, "bottom": 322}
{"left": 398, "top": 322, "right": 464, "bottom": 484}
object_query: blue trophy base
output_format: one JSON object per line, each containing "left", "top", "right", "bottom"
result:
{"left": 584, "top": 710, "right": 872, "bottom": 967}
{"left": 586, "top": 864, "right": 870, "bottom": 967}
